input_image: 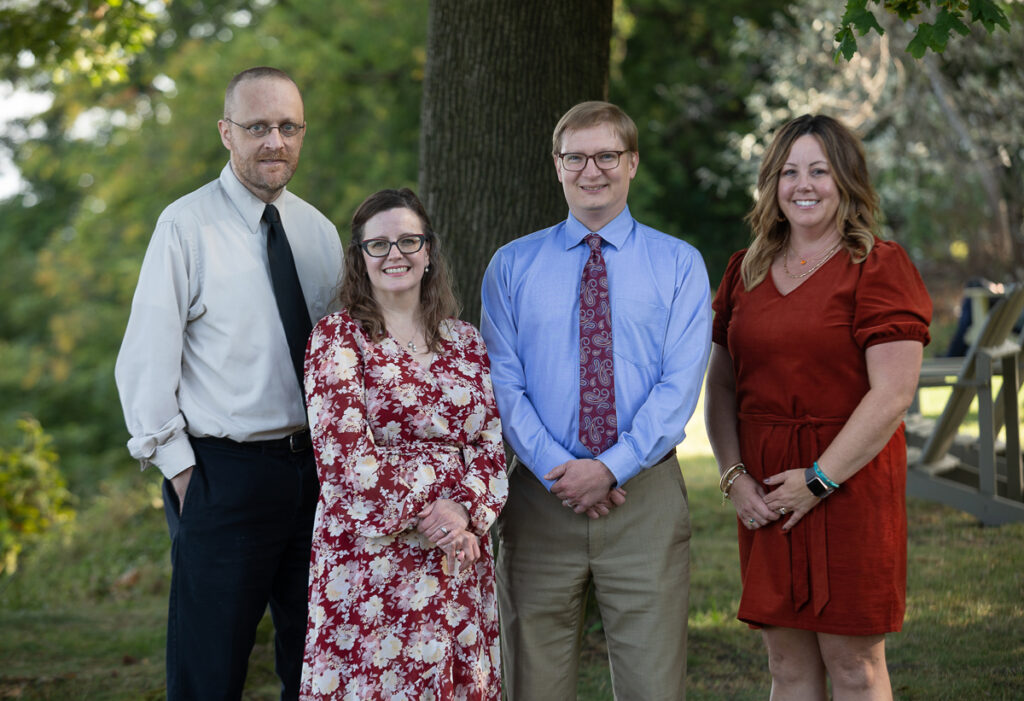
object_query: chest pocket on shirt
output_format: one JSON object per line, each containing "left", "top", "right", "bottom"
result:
{"left": 612, "top": 297, "right": 668, "bottom": 369}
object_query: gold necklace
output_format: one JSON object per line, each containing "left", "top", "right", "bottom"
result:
{"left": 783, "top": 240, "right": 842, "bottom": 280}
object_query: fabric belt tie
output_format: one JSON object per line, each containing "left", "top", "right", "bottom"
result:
{"left": 738, "top": 412, "right": 844, "bottom": 616}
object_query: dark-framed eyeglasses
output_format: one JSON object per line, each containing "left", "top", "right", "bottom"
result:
{"left": 224, "top": 118, "right": 306, "bottom": 139}
{"left": 557, "top": 150, "right": 629, "bottom": 172}
{"left": 360, "top": 235, "right": 427, "bottom": 258}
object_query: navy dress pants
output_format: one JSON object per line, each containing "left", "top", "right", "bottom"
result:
{"left": 162, "top": 436, "right": 318, "bottom": 701}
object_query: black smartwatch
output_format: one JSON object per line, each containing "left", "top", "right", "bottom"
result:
{"left": 804, "top": 467, "right": 835, "bottom": 498}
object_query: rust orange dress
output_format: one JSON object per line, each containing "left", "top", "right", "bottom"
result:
{"left": 712, "top": 240, "right": 931, "bottom": 635}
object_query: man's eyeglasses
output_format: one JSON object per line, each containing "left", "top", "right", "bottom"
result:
{"left": 557, "top": 150, "right": 628, "bottom": 172}
{"left": 224, "top": 118, "right": 306, "bottom": 139}
{"left": 360, "top": 235, "right": 427, "bottom": 258}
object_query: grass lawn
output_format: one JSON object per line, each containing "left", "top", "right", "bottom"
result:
{"left": 2, "top": 389, "right": 1022, "bottom": 699}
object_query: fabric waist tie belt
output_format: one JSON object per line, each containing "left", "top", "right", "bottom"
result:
{"left": 738, "top": 411, "right": 845, "bottom": 615}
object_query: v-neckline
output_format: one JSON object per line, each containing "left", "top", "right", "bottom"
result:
{"left": 387, "top": 331, "right": 438, "bottom": 372}
{"left": 769, "top": 249, "right": 843, "bottom": 298}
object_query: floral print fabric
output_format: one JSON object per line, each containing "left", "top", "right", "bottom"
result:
{"left": 300, "top": 310, "right": 508, "bottom": 700}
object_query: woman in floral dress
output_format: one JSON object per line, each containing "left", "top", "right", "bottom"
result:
{"left": 300, "top": 188, "right": 508, "bottom": 700}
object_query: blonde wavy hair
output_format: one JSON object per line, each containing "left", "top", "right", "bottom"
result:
{"left": 741, "top": 114, "right": 879, "bottom": 290}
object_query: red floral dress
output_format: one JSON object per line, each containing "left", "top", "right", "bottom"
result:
{"left": 299, "top": 310, "right": 507, "bottom": 700}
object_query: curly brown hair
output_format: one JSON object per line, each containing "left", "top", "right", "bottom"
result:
{"left": 336, "top": 188, "right": 460, "bottom": 352}
{"left": 741, "top": 114, "right": 879, "bottom": 290}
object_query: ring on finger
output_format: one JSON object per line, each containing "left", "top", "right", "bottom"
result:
{"left": 747, "top": 518, "right": 756, "bottom": 526}
{"left": 440, "top": 526, "right": 449, "bottom": 535}
{"left": 778, "top": 507, "right": 787, "bottom": 515}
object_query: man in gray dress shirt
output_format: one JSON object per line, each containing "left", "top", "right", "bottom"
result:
{"left": 115, "top": 67, "right": 342, "bottom": 700}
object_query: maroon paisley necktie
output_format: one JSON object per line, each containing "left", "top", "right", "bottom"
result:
{"left": 579, "top": 233, "right": 617, "bottom": 455}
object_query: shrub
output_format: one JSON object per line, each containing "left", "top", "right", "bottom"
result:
{"left": 0, "top": 417, "right": 75, "bottom": 575}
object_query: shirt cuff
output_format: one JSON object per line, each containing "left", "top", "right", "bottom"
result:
{"left": 152, "top": 435, "right": 196, "bottom": 480}
{"left": 530, "top": 444, "right": 577, "bottom": 491}
{"left": 599, "top": 442, "right": 643, "bottom": 487}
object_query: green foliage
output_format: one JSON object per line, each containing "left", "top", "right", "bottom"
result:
{"left": 611, "top": 0, "right": 793, "bottom": 283}
{"left": 0, "top": 0, "right": 426, "bottom": 491}
{"left": 906, "top": 7, "right": 972, "bottom": 57}
{"left": 0, "top": 418, "right": 74, "bottom": 576}
{"left": 729, "top": 0, "right": 1024, "bottom": 281}
{"left": 0, "top": 474, "right": 166, "bottom": 610}
{"left": 834, "top": 0, "right": 1011, "bottom": 60}
{"left": 0, "top": 0, "right": 160, "bottom": 86}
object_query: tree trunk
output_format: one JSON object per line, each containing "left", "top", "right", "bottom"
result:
{"left": 419, "top": 0, "right": 613, "bottom": 323}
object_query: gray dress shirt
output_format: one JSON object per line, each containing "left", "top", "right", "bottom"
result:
{"left": 115, "top": 163, "right": 343, "bottom": 479}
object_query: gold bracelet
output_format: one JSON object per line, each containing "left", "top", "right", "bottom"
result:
{"left": 719, "top": 462, "right": 746, "bottom": 502}
{"left": 723, "top": 468, "right": 748, "bottom": 500}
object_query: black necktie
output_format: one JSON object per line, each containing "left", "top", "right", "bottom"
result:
{"left": 263, "top": 203, "right": 312, "bottom": 392}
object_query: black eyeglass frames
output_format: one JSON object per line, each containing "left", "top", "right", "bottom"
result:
{"left": 359, "top": 235, "right": 427, "bottom": 257}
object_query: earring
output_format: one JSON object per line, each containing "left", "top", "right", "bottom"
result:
{"left": 425, "top": 264, "right": 431, "bottom": 274}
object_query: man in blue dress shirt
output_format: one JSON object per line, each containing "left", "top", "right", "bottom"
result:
{"left": 481, "top": 101, "right": 711, "bottom": 700}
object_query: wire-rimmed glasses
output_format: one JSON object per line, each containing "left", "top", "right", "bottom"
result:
{"left": 224, "top": 118, "right": 306, "bottom": 138}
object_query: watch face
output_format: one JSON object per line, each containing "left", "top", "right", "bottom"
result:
{"left": 805, "top": 468, "right": 831, "bottom": 497}
{"left": 807, "top": 477, "right": 827, "bottom": 497}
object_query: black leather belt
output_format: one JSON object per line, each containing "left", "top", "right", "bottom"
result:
{"left": 194, "top": 429, "right": 312, "bottom": 454}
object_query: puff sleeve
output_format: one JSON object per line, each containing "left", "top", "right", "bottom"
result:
{"left": 852, "top": 240, "right": 932, "bottom": 350}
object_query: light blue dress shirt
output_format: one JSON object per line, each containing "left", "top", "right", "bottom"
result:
{"left": 481, "top": 206, "right": 712, "bottom": 489}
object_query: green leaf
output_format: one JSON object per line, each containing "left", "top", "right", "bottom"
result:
{"left": 935, "top": 7, "right": 971, "bottom": 40}
{"left": 833, "top": 26, "right": 860, "bottom": 61}
{"left": 907, "top": 24, "right": 932, "bottom": 58}
{"left": 839, "top": 0, "right": 885, "bottom": 36}
{"left": 886, "top": 0, "right": 926, "bottom": 22}
{"left": 969, "top": 0, "right": 1011, "bottom": 32}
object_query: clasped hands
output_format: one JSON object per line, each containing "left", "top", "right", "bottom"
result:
{"left": 546, "top": 458, "right": 626, "bottom": 520}
{"left": 729, "top": 468, "right": 820, "bottom": 532}
{"left": 416, "top": 498, "right": 480, "bottom": 575}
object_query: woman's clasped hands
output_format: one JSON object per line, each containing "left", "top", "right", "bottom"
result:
{"left": 417, "top": 498, "right": 480, "bottom": 575}
{"left": 729, "top": 469, "right": 821, "bottom": 532}
{"left": 761, "top": 469, "right": 821, "bottom": 531}
{"left": 727, "top": 472, "right": 780, "bottom": 531}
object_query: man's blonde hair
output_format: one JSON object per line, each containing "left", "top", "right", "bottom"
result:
{"left": 551, "top": 101, "right": 638, "bottom": 155}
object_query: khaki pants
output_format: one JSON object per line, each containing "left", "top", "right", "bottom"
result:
{"left": 496, "top": 453, "right": 691, "bottom": 701}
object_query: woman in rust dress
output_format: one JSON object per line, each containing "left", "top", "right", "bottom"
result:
{"left": 705, "top": 115, "right": 931, "bottom": 699}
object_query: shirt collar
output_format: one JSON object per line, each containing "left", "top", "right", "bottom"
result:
{"left": 219, "top": 162, "right": 288, "bottom": 235}
{"left": 563, "top": 205, "right": 634, "bottom": 251}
